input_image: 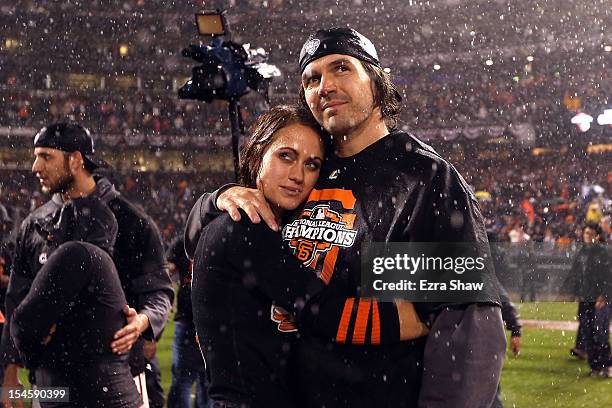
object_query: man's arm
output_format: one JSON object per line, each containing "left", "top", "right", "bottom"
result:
{"left": 111, "top": 217, "right": 173, "bottom": 354}
{"left": 185, "top": 186, "right": 279, "bottom": 260}
{"left": 418, "top": 162, "right": 506, "bottom": 408}
{"left": 184, "top": 191, "right": 226, "bottom": 260}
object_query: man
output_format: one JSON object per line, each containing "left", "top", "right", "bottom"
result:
{"left": 1, "top": 122, "right": 174, "bottom": 407}
{"left": 166, "top": 236, "right": 208, "bottom": 408}
{"left": 189, "top": 28, "right": 505, "bottom": 407}
{"left": 562, "top": 224, "right": 611, "bottom": 377}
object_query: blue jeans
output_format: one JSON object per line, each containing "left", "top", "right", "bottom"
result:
{"left": 167, "top": 321, "right": 209, "bottom": 408}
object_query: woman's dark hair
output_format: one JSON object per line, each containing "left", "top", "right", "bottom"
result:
{"left": 239, "top": 105, "right": 323, "bottom": 188}
{"left": 298, "top": 60, "right": 402, "bottom": 130}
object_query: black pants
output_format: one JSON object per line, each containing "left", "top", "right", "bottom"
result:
{"left": 583, "top": 303, "right": 611, "bottom": 370}
{"left": 145, "top": 355, "right": 165, "bottom": 408}
{"left": 291, "top": 335, "right": 426, "bottom": 408}
{"left": 575, "top": 301, "right": 590, "bottom": 351}
{"left": 35, "top": 361, "right": 141, "bottom": 408}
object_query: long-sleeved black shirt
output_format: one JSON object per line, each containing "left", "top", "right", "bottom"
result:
{"left": 191, "top": 214, "right": 332, "bottom": 407}
{"left": 12, "top": 241, "right": 141, "bottom": 408}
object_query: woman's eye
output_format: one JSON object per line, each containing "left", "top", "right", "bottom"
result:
{"left": 306, "top": 162, "right": 321, "bottom": 170}
{"left": 279, "top": 152, "right": 293, "bottom": 161}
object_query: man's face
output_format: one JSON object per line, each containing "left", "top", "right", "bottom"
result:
{"left": 31, "top": 147, "right": 74, "bottom": 194}
{"left": 301, "top": 54, "right": 376, "bottom": 136}
{"left": 582, "top": 227, "right": 598, "bottom": 245}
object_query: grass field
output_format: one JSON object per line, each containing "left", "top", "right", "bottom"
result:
{"left": 515, "top": 301, "right": 581, "bottom": 322}
{"left": 155, "top": 301, "right": 610, "bottom": 407}
{"left": 18, "top": 301, "right": 610, "bottom": 407}
{"left": 500, "top": 327, "right": 611, "bottom": 408}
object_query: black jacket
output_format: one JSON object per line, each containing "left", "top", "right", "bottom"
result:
{"left": 166, "top": 236, "right": 193, "bottom": 324}
{"left": 562, "top": 243, "right": 612, "bottom": 301}
{"left": 1, "top": 177, "right": 173, "bottom": 374}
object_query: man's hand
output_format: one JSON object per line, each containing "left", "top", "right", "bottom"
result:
{"left": 2, "top": 364, "right": 25, "bottom": 408}
{"left": 510, "top": 335, "right": 521, "bottom": 356}
{"left": 111, "top": 305, "right": 149, "bottom": 354}
{"left": 395, "top": 299, "right": 429, "bottom": 340}
{"left": 217, "top": 186, "right": 278, "bottom": 231}
{"left": 595, "top": 296, "right": 607, "bottom": 311}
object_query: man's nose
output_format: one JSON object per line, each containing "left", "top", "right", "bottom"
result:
{"left": 31, "top": 158, "right": 42, "bottom": 173}
{"left": 318, "top": 74, "right": 336, "bottom": 98}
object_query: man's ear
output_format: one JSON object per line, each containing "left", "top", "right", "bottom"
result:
{"left": 68, "top": 151, "right": 86, "bottom": 173}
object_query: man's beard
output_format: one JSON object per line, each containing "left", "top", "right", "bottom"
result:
{"left": 45, "top": 158, "right": 75, "bottom": 195}
{"left": 46, "top": 172, "right": 75, "bottom": 195}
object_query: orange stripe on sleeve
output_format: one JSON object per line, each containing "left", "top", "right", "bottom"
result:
{"left": 370, "top": 300, "right": 381, "bottom": 345}
{"left": 320, "top": 247, "right": 339, "bottom": 284}
{"left": 352, "top": 299, "right": 372, "bottom": 345}
{"left": 336, "top": 298, "right": 355, "bottom": 343}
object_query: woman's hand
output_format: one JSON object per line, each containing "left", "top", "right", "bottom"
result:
{"left": 217, "top": 186, "right": 279, "bottom": 231}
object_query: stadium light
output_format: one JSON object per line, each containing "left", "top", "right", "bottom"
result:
{"left": 597, "top": 109, "right": 612, "bottom": 126}
{"left": 119, "top": 44, "right": 129, "bottom": 57}
{"left": 604, "top": 45, "right": 611, "bottom": 52}
{"left": 485, "top": 59, "right": 493, "bottom": 66}
{"left": 195, "top": 12, "right": 227, "bottom": 36}
{"left": 433, "top": 64, "right": 441, "bottom": 70}
{"left": 571, "top": 112, "right": 593, "bottom": 132}
{"left": 526, "top": 55, "right": 534, "bottom": 62}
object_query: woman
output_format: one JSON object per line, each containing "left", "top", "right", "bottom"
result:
{"left": 189, "top": 105, "right": 334, "bottom": 407}
{"left": 11, "top": 197, "right": 141, "bottom": 408}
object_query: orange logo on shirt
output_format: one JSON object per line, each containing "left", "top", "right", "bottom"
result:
{"left": 282, "top": 189, "right": 357, "bottom": 284}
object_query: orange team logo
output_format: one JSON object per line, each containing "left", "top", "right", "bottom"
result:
{"left": 282, "top": 189, "right": 358, "bottom": 284}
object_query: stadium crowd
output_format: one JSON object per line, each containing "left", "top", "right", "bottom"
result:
{"left": 2, "top": 149, "right": 609, "bottom": 248}
{"left": 2, "top": 66, "right": 607, "bottom": 141}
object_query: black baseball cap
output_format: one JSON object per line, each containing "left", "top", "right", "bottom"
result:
{"left": 33, "top": 122, "right": 109, "bottom": 169}
{"left": 299, "top": 27, "right": 380, "bottom": 73}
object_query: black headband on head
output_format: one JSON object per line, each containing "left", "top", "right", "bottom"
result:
{"left": 299, "top": 27, "right": 380, "bottom": 73}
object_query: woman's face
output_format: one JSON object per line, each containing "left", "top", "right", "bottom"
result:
{"left": 257, "top": 123, "right": 324, "bottom": 217}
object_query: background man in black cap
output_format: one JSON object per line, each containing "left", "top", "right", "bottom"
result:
{"left": 1, "top": 122, "right": 173, "bottom": 408}
{"left": 193, "top": 27, "right": 506, "bottom": 407}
